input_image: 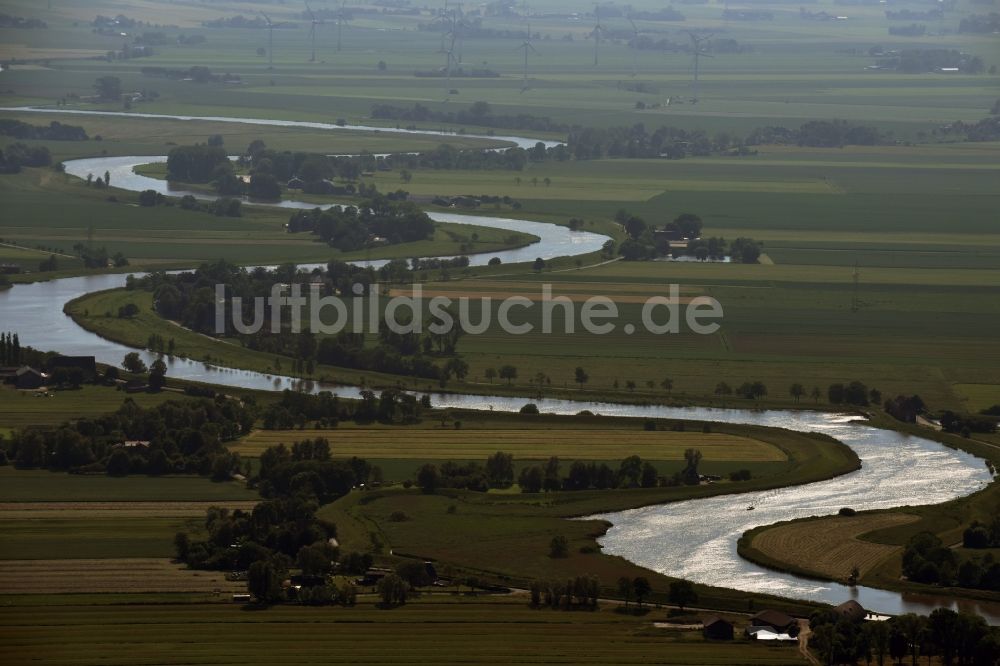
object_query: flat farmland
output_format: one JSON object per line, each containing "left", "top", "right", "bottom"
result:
{"left": 0, "top": 385, "right": 186, "bottom": 429}
{"left": 745, "top": 513, "right": 921, "bottom": 582}
{"left": 0, "top": 600, "right": 809, "bottom": 665}
{"left": 233, "top": 428, "right": 787, "bottom": 462}
{"left": 0, "top": 467, "right": 256, "bottom": 503}
{"left": 0, "top": 558, "right": 244, "bottom": 595}
{"left": 0, "top": 515, "right": 199, "bottom": 559}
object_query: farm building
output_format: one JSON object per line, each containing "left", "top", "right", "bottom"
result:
{"left": 746, "top": 626, "right": 797, "bottom": 642}
{"left": 14, "top": 366, "right": 47, "bottom": 389}
{"left": 0, "top": 263, "right": 23, "bottom": 274}
{"left": 750, "top": 609, "right": 797, "bottom": 633}
{"left": 702, "top": 616, "right": 734, "bottom": 640}
{"left": 833, "top": 600, "right": 867, "bottom": 623}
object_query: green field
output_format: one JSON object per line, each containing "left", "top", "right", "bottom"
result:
{"left": 0, "top": 467, "right": 256, "bottom": 503}
{"left": 0, "top": 600, "right": 809, "bottom": 665}
{"left": 0, "top": 384, "right": 185, "bottom": 428}
{"left": 0, "top": 515, "right": 199, "bottom": 559}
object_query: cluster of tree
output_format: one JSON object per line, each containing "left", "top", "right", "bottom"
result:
{"left": 139, "top": 66, "right": 240, "bottom": 84}
{"left": 939, "top": 116, "right": 1000, "bottom": 143}
{"left": 5, "top": 396, "right": 252, "bottom": 477}
{"left": 628, "top": 7, "right": 686, "bottom": 21}
{"left": 166, "top": 144, "right": 229, "bottom": 183}
{"left": 372, "top": 101, "right": 571, "bottom": 134}
{"left": 72, "top": 243, "right": 128, "bottom": 269}
{"left": 903, "top": 531, "right": 1000, "bottom": 591}
{"left": 877, "top": 49, "right": 986, "bottom": 74}
{"left": 615, "top": 209, "right": 762, "bottom": 263}
{"left": 0, "top": 119, "right": 87, "bottom": 141}
{"left": 528, "top": 576, "right": 600, "bottom": 609}
{"left": 883, "top": 394, "right": 925, "bottom": 423}
{"left": 959, "top": 12, "right": 1000, "bottom": 34}
{"left": 202, "top": 15, "right": 276, "bottom": 29}
{"left": 414, "top": 449, "right": 702, "bottom": 495}
{"left": 261, "top": 388, "right": 424, "bottom": 429}
{"left": 886, "top": 8, "right": 943, "bottom": 20}
{"left": 413, "top": 67, "right": 500, "bottom": 78}
{"left": 827, "top": 381, "right": 879, "bottom": 407}
{"left": 723, "top": 9, "right": 773, "bottom": 20}
{"left": 133, "top": 261, "right": 463, "bottom": 383}
{"left": 0, "top": 332, "right": 22, "bottom": 365}
{"left": 0, "top": 143, "right": 52, "bottom": 173}
{"left": 286, "top": 198, "right": 435, "bottom": 251}
{"left": 0, "top": 13, "right": 47, "bottom": 28}
{"left": 964, "top": 518, "right": 1000, "bottom": 549}
{"left": 747, "top": 120, "right": 887, "bottom": 148}
{"left": 93, "top": 14, "right": 140, "bottom": 29}
{"left": 809, "top": 606, "right": 1000, "bottom": 666}
{"left": 888, "top": 24, "right": 927, "bottom": 36}
{"left": 938, "top": 410, "right": 998, "bottom": 437}
{"left": 179, "top": 194, "right": 242, "bottom": 217}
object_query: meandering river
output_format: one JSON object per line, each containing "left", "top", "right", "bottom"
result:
{"left": 1, "top": 107, "right": 997, "bottom": 621}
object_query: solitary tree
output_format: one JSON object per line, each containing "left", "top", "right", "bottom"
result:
{"left": 122, "top": 352, "right": 147, "bottom": 375}
{"left": 416, "top": 463, "right": 440, "bottom": 494}
{"left": 484, "top": 367, "right": 497, "bottom": 383}
{"left": 660, "top": 377, "right": 674, "bottom": 393}
{"left": 632, "top": 577, "right": 652, "bottom": 608}
{"left": 617, "top": 576, "right": 633, "bottom": 609}
{"left": 549, "top": 535, "right": 569, "bottom": 558}
{"left": 810, "top": 386, "right": 822, "bottom": 404}
{"left": 574, "top": 366, "right": 589, "bottom": 388}
{"left": 499, "top": 365, "right": 518, "bottom": 385}
{"left": 247, "top": 560, "right": 282, "bottom": 604}
{"left": 789, "top": 383, "right": 805, "bottom": 403}
{"left": 668, "top": 580, "right": 698, "bottom": 612}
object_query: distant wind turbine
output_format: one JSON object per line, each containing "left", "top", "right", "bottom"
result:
{"left": 515, "top": 29, "right": 538, "bottom": 91}
{"left": 335, "top": 2, "right": 350, "bottom": 52}
{"left": 305, "top": 2, "right": 325, "bottom": 62}
{"left": 685, "top": 30, "right": 713, "bottom": 102}
{"left": 260, "top": 12, "right": 288, "bottom": 70}
{"left": 590, "top": 4, "right": 604, "bottom": 66}
{"left": 628, "top": 16, "right": 640, "bottom": 77}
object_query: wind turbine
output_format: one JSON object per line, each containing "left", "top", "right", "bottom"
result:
{"left": 515, "top": 16, "right": 538, "bottom": 93}
{"left": 589, "top": 4, "right": 604, "bottom": 66}
{"left": 335, "top": 2, "right": 349, "bottom": 52}
{"left": 438, "top": 30, "right": 458, "bottom": 91}
{"left": 305, "top": 2, "right": 325, "bottom": 63}
{"left": 685, "top": 30, "right": 713, "bottom": 102}
{"left": 628, "top": 16, "right": 640, "bottom": 77}
{"left": 260, "top": 12, "right": 288, "bottom": 70}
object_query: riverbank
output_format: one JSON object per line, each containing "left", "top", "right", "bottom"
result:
{"left": 320, "top": 421, "right": 859, "bottom": 616}
{"left": 737, "top": 418, "right": 1000, "bottom": 607}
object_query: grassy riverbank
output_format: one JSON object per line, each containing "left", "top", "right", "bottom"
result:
{"left": 738, "top": 417, "right": 1000, "bottom": 604}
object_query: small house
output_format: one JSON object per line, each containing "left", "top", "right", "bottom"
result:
{"left": 15, "top": 366, "right": 47, "bottom": 390}
{"left": 232, "top": 593, "right": 251, "bottom": 603}
{"left": 0, "top": 263, "right": 23, "bottom": 274}
{"left": 750, "top": 609, "right": 796, "bottom": 633}
{"left": 833, "top": 600, "right": 867, "bottom": 623}
{"left": 702, "top": 616, "right": 734, "bottom": 640}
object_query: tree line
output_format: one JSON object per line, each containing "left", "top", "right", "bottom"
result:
{"left": 2, "top": 396, "right": 252, "bottom": 477}
{"left": 414, "top": 448, "right": 706, "bottom": 494}
{"left": 809, "top": 605, "right": 1000, "bottom": 665}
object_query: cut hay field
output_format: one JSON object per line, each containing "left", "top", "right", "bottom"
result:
{"left": 742, "top": 514, "right": 920, "bottom": 583}
{"left": 0, "top": 558, "right": 244, "bottom": 595}
{"left": 233, "top": 427, "right": 787, "bottom": 462}
{"left": 0, "top": 599, "right": 809, "bottom": 665}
